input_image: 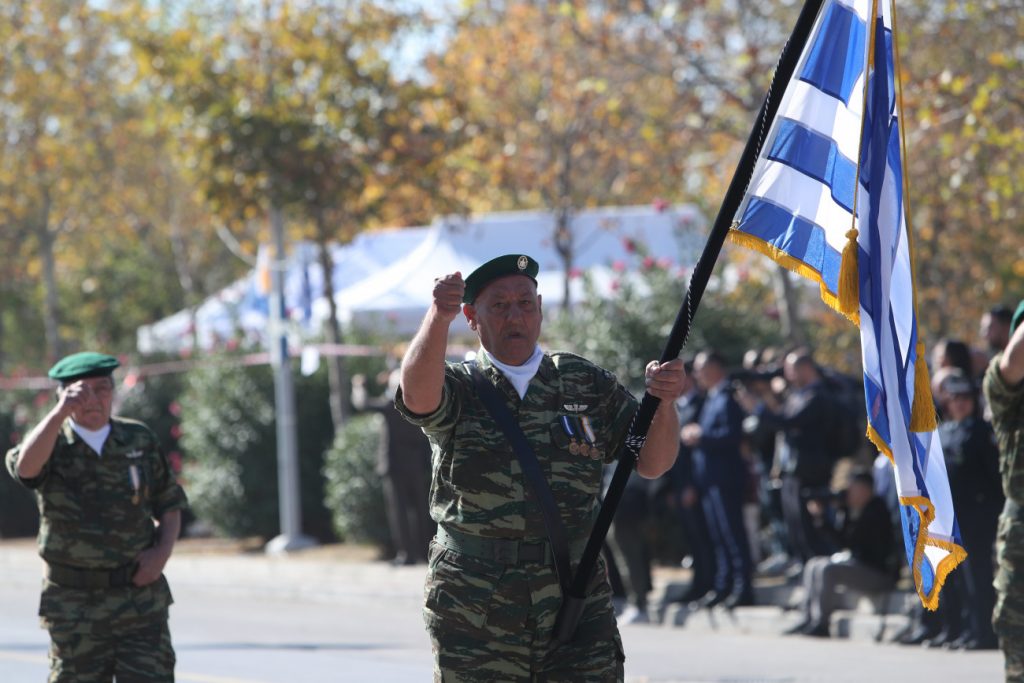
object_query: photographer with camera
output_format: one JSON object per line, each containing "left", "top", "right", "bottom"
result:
{"left": 783, "top": 469, "right": 898, "bottom": 637}
{"left": 737, "top": 350, "right": 838, "bottom": 567}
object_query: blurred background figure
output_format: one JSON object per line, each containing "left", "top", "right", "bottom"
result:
{"left": 355, "top": 370, "right": 435, "bottom": 565}
{"left": 980, "top": 305, "right": 1013, "bottom": 356}
{"left": 741, "top": 350, "right": 838, "bottom": 568}
{"left": 607, "top": 465, "right": 656, "bottom": 625}
{"left": 666, "top": 360, "right": 715, "bottom": 604}
{"left": 931, "top": 372, "right": 1002, "bottom": 650}
{"left": 784, "top": 469, "right": 898, "bottom": 638}
{"left": 931, "top": 338, "right": 976, "bottom": 416}
{"left": 736, "top": 349, "right": 790, "bottom": 575}
{"left": 684, "top": 350, "right": 754, "bottom": 609}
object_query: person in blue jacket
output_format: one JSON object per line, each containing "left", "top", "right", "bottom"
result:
{"left": 682, "top": 350, "right": 753, "bottom": 609}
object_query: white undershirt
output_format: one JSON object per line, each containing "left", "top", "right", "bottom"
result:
{"left": 483, "top": 345, "right": 544, "bottom": 399}
{"left": 70, "top": 421, "right": 111, "bottom": 457}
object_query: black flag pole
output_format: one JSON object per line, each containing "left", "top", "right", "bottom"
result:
{"left": 554, "top": 0, "right": 826, "bottom": 643}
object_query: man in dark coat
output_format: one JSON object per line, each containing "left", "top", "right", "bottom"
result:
{"left": 749, "top": 350, "right": 837, "bottom": 563}
{"left": 668, "top": 361, "right": 714, "bottom": 603}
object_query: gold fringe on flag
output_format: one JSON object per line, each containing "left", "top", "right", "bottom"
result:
{"left": 726, "top": 229, "right": 861, "bottom": 325}
{"left": 868, "top": 425, "right": 967, "bottom": 611}
{"left": 910, "top": 341, "right": 938, "bottom": 431}
{"left": 837, "top": 229, "right": 860, "bottom": 318}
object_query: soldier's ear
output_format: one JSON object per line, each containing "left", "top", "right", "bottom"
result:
{"left": 463, "top": 303, "right": 477, "bottom": 330}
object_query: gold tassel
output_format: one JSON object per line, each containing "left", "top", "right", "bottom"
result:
{"left": 910, "top": 341, "right": 938, "bottom": 431}
{"left": 838, "top": 229, "right": 860, "bottom": 318}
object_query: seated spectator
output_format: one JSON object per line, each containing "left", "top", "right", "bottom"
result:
{"left": 784, "top": 469, "right": 898, "bottom": 637}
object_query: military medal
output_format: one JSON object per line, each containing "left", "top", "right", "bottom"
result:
{"left": 580, "top": 416, "right": 601, "bottom": 459}
{"left": 574, "top": 417, "right": 592, "bottom": 456}
{"left": 129, "top": 464, "right": 141, "bottom": 505}
{"left": 561, "top": 416, "right": 581, "bottom": 455}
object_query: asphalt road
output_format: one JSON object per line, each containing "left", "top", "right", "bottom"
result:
{"left": 0, "top": 540, "right": 1003, "bottom": 682}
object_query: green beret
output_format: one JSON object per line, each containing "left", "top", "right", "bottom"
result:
{"left": 1013, "top": 300, "right": 1024, "bottom": 334}
{"left": 48, "top": 352, "right": 120, "bottom": 383}
{"left": 463, "top": 254, "right": 540, "bottom": 304}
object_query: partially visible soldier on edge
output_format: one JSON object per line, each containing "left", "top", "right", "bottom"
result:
{"left": 985, "top": 301, "right": 1024, "bottom": 682}
{"left": 5, "top": 352, "right": 188, "bottom": 682}
{"left": 397, "top": 254, "right": 684, "bottom": 682}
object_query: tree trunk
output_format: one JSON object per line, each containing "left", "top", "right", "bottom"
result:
{"left": 166, "top": 180, "right": 202, "bottom": 352}
{"left": 554, "top": 205, "right": 573, "bottom": 314}
{"left": 315, "top": 220, "right": 349, "bottom": 433}
{"left": 38, "top": 194, "right": 63, "bottom": 362}
{"left": 773, "top": 264, "right": 807, "bottom": 347}
{"left": 553, "top": 137, "right": 575, "bottom": 314}
{"left": 0, "top": 282, "right": 6, "bottom": 373}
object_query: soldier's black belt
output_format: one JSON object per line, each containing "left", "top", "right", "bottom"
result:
{"left": 437, "top": 526, "right": 553, "bottom": 565}
{"left": 44, "top": 561, "right": 137, "bottom": 589}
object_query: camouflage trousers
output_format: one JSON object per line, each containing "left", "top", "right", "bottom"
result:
{"left": 994, "top": 512, "right": 1024, "bottom": 682}
{"left": 46, "top": 616, "right": 174, "bottom": 682}
{"left": 424, "top": 539, "right": 624, "bottom": 682}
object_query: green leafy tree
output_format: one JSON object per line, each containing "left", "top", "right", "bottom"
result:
{"left": 178, "top": 358, "right": 335, "bottom": 540}
{"left": 129, "top": 0, "right": 460, "bottom": 429}
{"left": 321, "top": 413, "right": 390, "bottom": 552}
{"left": 547, "top": 239, "right": 783, "bottom": 388}
{"left": 431, "top": 3, "right": 707, "bottom": 310}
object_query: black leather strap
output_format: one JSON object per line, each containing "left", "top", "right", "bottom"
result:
{"left": 466, "top": 363, "right": 574, "bottom": 593}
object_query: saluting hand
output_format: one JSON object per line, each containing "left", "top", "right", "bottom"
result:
{"left": 432, "top": 272, "right": 465, "bottom": 323}
{"left": 55, "top": 380, "right": 91, "bottom": 419}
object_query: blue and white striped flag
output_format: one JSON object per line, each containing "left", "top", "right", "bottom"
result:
{"left": 730, "top": 0, "right": 965, "bottom": 608}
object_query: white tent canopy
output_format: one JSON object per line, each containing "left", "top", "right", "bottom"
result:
{"left": 136, "top": 204, "right": 704, "bottom": 353}
{"left": 137, "top": 227, "right": 430, "bottom": 354}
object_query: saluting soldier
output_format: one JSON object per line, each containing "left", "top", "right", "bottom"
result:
{"left": 397, "top": 254, "right": 684, "bottom": 681}
{"left": 985, "top": 302, "right": 1024, "bottom": 681}
{"left": 5, "top": 352, "right": 188, "bottom": 682}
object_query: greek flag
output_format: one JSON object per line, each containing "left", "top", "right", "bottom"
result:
{"left": 730, "top": 0, "right": 965, "bottom": 608}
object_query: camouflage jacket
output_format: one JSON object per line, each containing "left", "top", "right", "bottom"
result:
{"left": 5, "top": 416, "right": 188, "bottom": 570}
{"left": 984, "top": 354, "right": 1024, "bottom": 507}
{"left": 395, "top": 351, "right": 638, "bottom": 541}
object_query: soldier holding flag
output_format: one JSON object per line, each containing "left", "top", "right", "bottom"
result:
{"left": 397, "top": 254, "right": 683, "bottom": 681}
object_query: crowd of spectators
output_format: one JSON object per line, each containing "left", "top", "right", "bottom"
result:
{"left": 605, "top": 304, "right": 1015, "bottom": 652}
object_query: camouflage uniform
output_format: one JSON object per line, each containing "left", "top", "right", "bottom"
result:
{"left": 985, "top": 354, "right": 1024, "bottom": 681}
{"left": 396, "top": 352, "right": 638, "bottom": 682}
{"left": 5, "top": 417, "right": 188, "bottom": 682}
